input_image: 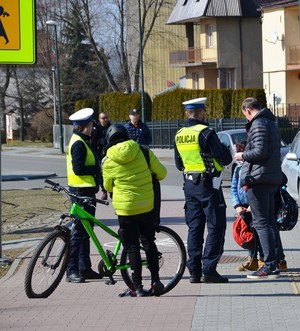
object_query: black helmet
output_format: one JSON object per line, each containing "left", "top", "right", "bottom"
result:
{"left": 106, "top": 124, "right": 129, "bottom": 143}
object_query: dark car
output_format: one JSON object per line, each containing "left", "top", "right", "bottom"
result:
{"left": 217, "top": 129, "right": 289, "bottom": 180}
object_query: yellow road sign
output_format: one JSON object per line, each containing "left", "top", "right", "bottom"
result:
{"left": 0, "top": 0, "right": 36, "bottom": 64}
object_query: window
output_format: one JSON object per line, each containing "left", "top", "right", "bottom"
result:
{"left": 219, "top": 134, "right": 230, "bottom": 150}
{"left": 226, "top": 71, "right": 233, "bottom": 89}
{"left": 192, "top": 72, "right": 199, "bottom": 89}
{"left": 206, "top": 24, "right": 213, "bottom": 48}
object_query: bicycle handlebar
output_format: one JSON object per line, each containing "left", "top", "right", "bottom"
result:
{"left": 44, "top": 179, "right": 109, "bottom": 206}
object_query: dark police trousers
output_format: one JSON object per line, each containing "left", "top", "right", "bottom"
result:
{"left": 66, "top": 187, "right": 95, "bottom": 276}
{"left": 184, "top": 176, "right": 226, "bottom": 276}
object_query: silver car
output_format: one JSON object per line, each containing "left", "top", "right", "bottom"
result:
{"left": 217, "top": 129, "right": 247, "bottom": 180}
{"left": 282, "top": 131, "right": 300, "bottom": 202}
{"left": 217, "top": 129, "right": 289, "bottom": 180}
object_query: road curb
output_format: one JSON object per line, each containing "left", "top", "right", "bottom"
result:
{"left": 0, "top": 243, "right": 38, "bottom": 286}
{"left": 2, "top": 173, "right": 57, "bottom": 182}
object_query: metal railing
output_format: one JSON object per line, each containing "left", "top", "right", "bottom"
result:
{"left": 147, "top": 118, "right": 248, "bottom": 149}
{"left": 146, "top": 118, "right": 300, "bottom": 148}
{"left": 288, "top": 45, "right": 300, "bottom": 65}
{"left": 169, "top": 47, "right": 217, "bottom": 66}
{"left": 55, "top": 117, "right": 300, "bottom": 150}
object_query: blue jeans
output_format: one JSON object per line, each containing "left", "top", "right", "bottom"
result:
{"left": 247, "top": 185, "right": 279, "bottom": 270}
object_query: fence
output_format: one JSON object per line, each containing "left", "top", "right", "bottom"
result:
{"left": 146, "top": 118, "right": 300, "bottom": 149}
{"left": 54, "top": 117, "right": 300, "bottom": 150}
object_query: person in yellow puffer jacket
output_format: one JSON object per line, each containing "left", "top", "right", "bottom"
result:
{"left": 101, "top": 124, "right": 167, "bottom": 297}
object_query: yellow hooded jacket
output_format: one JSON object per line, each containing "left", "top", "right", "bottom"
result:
{"left": 102, "top": 140, "right": 167, "bottom": 216}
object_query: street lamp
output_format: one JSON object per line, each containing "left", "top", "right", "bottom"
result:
{"left": 138, "top": 0, "right": 145, "bottom": 122}
{"left": 46, "top": 20, "right": 64, "bottom": 154}
{"left": 51, "top": 66, "right": 57, "bottom": 125}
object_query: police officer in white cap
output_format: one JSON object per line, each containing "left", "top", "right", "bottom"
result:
{"left": 174, "top": 97, "right": 232, "bottom": 283}
{"left": 66, "top": 108, "right": 101, "bottom": 283}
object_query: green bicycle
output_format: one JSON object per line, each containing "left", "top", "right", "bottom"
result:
{"left": 24, "top": 179, "right": 187, "bottom": 298}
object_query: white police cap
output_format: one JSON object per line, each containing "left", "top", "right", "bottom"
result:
{"left": 182, "top": 97, "right": 207, "bottom": 110}
{"left": 69, "top": 108, "right": 94, "bottom": 126}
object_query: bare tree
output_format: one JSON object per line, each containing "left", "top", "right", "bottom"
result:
{"left": 0, "top": 65, "right": 12, "bottom": 141}
{"left": 68, "top": 0, "right": 170, "bottom": 93}
{"left": 9, "top": 66, "right": 52, "bottom": 141}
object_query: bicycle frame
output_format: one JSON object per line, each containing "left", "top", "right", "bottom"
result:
{"left": 69, "top": 202, "right": 126, "bottom": 272}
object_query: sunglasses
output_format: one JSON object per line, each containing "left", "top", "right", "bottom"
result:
{"left": 100, "top": 117, "right": 108, "bottom": 119}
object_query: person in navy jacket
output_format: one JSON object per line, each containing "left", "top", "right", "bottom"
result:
{"left": 124, "top": 109, "right": 152, "bottom": 146}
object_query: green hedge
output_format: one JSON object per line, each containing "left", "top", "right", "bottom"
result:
{"left": 230, "top": 89, "right": 267, "bottom": 118}
{"left": 75, "top": 88, "right": 267, "bottom": 121}
{"left": 74, "top": 98, "right": 99, "bottom": 119}
{"left": 98, "top": 92, "right": 152, "bottom": 121}
{"left": 152, "top": 88, "right": 266, "bottom": 120}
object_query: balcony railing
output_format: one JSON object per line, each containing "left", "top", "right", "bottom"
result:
{"left": 169, "top": 47, "right": 217, "bottom": 65}
{"left": 288, "top": 45, "right": 300, "bottom": 65}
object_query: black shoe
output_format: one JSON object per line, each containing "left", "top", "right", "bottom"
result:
{"left": 189, "top": 275, "right": 202, "bottom": 283}
{"left": 135, "top": 285, "right": 150, "bottom": 297}
{"left": 66, "top": 273, "right": 85, "bottom": 283}
{"left": 118, "top": 287, "right": 149, "bottom": 297}
{"left": 80, "top": 270, "right": 102, "bottom": 280}
{"left": 190, "top": 272, "right": 202, "bottom": 284}
{"left": 151, "top": 280, "right": 165, "bottom": 296}
{"left": 202, "top": 272, "right": 228, "bottom": 283}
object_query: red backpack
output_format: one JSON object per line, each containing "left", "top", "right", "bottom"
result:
{"left": 232, "top": 213, "right": 255, "bottom": 250}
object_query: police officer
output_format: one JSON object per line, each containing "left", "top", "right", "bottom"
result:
{"left": 66, "top": 108, "right": 101, "bottom": 283}
{"left": 174, "top": 97, "right": 232, "bottom": 283}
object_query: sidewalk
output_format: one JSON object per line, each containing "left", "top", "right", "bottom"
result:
{"left": 1, "top": 147, "right": 300, "bottom": 330}
{"left": 1, "top": 182, "right": 300, "bottom": 331}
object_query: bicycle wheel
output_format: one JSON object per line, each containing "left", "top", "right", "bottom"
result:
{"left": 24, "top": 228, "right": 70, "bottom": 299}
{"left": 120, "top": 225, "right": 186, "bottom": 295}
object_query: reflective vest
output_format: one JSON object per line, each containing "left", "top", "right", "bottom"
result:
{"left": 175, "top": 124, "right": 223, "bottom": 173}
{"left": 67, "top": 134, "right": 96, "bottom": 187}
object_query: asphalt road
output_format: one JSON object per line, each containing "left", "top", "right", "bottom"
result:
{"left": 0, "top": 147, "right": 183, "bottom": 190}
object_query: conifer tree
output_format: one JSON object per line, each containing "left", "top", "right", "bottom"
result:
{"left": 60, "top": 0, "right": 108, "bottom": 113}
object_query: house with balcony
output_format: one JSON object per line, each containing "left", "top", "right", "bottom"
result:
{"left": 167, "top": 0, "right": 275, "bottom": 90}
{"left": 126, "top": 2, "right": 187, "bottom": 98}
{"left": 261, "top": 0, "right": 300, "bottom": 117}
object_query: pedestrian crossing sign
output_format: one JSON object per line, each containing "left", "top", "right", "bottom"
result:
{"left": 0, "top": 0, "right": 36, "bottom": 64}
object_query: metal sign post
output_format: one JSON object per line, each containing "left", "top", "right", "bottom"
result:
{"left": 0, "top": 0, "right": 36, "bottom": 263}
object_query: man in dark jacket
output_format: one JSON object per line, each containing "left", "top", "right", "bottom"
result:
{"left": 124, "top": 109, "right": 152, "bottom": 146}
{"left": 91, "top": 111, "right": 111, "bottom": 200}
{"left": 235, "top": 97, "right": 283, "bottom": 280}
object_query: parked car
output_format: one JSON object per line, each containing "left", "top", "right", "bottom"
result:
{"left": 282, "top": 131, "right": 300, "bottom": 202}
{"left": 217, "top": 129, "right": 289, "bottom": 180}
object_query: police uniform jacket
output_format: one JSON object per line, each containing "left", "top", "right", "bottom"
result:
{"left": 67, "top": 130, "right": 100, "bottom": 195}
{"left": 124, "top": 120, "right": 152, "bottom": 146}
{"left": 240, "top": 108, "right": 283, "bottom": 186}
{"left": 174, "top": 118, "right": 232, "bottom": 173}
{"left": 102, "top": 140, "right": 167, "bottom": 216}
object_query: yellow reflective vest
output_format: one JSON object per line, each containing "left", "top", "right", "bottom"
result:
{"left": 175, "top": 124, "right": 223, "bottom": 173}
{"left": 67, "top": 134, "right": 96, "bottom": 187}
